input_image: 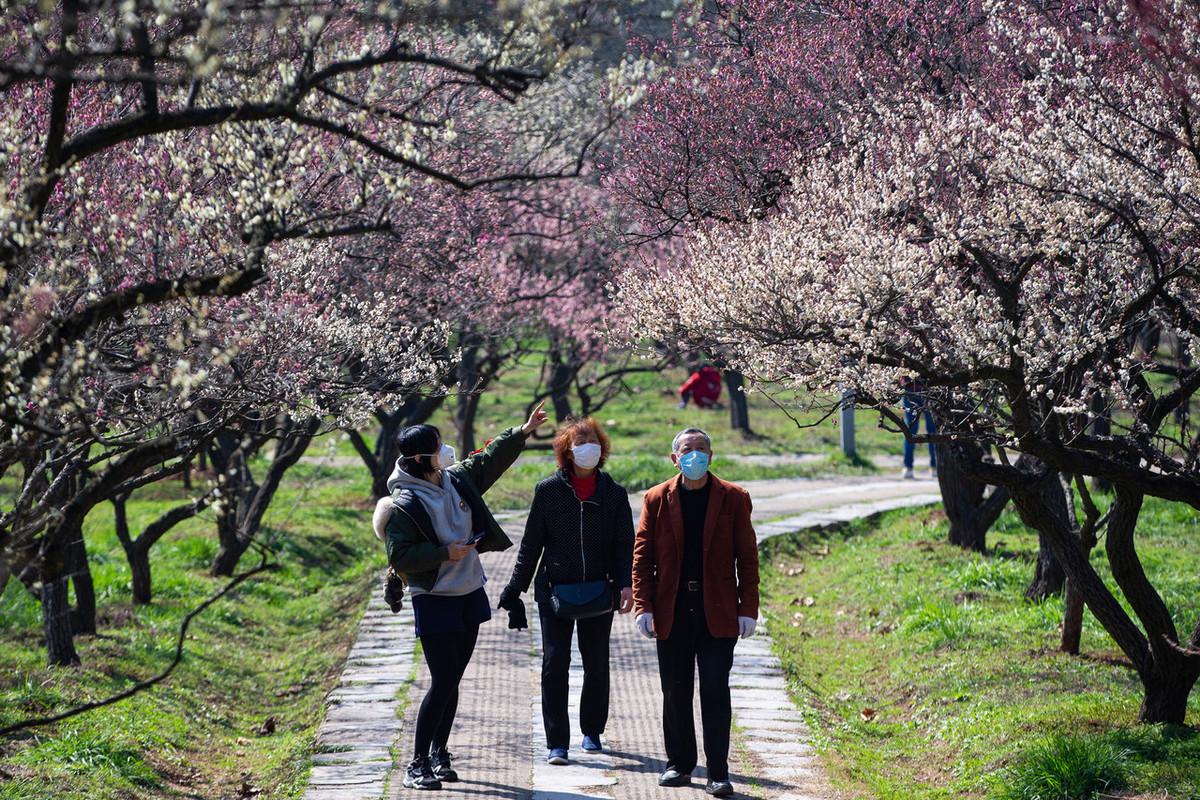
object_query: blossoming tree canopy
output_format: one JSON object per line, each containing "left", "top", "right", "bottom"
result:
{"left": 616, "top": 1, "right": 1200, "bottom": 722}
{"left": 0, "top": 0, "right": 641, "bottom": 664}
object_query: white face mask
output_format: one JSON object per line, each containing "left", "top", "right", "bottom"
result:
{"left": 415, "top": 443, "right": 455, "bottom": 471}
{"left": 434, "top": 443, "right": 456, "bottom": 469}
{"left": 571, "top": 443, "right": 602, "bottom": 470}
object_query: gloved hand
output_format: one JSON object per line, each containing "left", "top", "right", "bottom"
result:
{"left": 497, "top": 584, "right": 527, "bottom": 631}
{"left": 383, "top": 568, "right": 405, "bottom": 614}
{"left": 635, "top": 612, "right": 655, "bottom": 639}
{"left": 497, "top": 583, "right": 520, "bottom": 611}
{"left": 738, "top": 616, "right": 757, "bottom": 639}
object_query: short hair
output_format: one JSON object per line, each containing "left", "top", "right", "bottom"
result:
{"left": 672, "top": 427, "right": 712, "bottom": 453}
{"left": 398, "top": 424, "right": 440, "bottom": 479}
{"left": 553, "top": 417, "right": 611, "bottom": 471}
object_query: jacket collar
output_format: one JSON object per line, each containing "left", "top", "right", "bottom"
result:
{"left": 665, "top": 471, "right": 727, "bottom": 554}
{"left": 556, "top": 467, "right": 607, "bottom": 492}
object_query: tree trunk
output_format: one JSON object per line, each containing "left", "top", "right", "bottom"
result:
{"left": 1026, "top": 531, "right": 1066, "bottom": 600}
{"left": 724, "top": 370, "right": 753, "bottom": 436}
{"left": 548, "top": 355, "right": 576, "bottom": 423}
{"left": 936, "top": 441, "right": 1009, "bottom": 552}
{"left": 1007, "top": 466, "right": 1200, "bottom": 722}
{"left": 1139, "top": 665, "right": 1197, "bottom": 724}
{"left": 211, "top": 418, "right": 317, "bottom": 577}
{"left": 1089, "top": 394, "right": 1113, "bottom": 493}
{"left": 455, "top": 343, "right": 481, "bottom": 456}
{"left": 1024, "top": 473, "right": 1070, "bottom": 600}
{"left": 40, "top": 537, "right": 79, "bottom": 666}
{"left": 129, "top": 547, "right": 152, "bottom": 605}
{"left": 66, "top": 526, "right": 96, "bottom": 635}
{"left": 1061, "top": 578, "right": 1085, "bottom": 654}
{"left": 211, "top": 530, "right": 249, "bottom": 578}
{"left": 455, "top": 392, "right": 480, "bottom": 457}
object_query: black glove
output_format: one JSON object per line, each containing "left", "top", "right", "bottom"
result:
{"left": 497, "top": 583, "right": 520, "bottom": 611}
{"left": 383, "top": 569, "right": 405, "bottom": 614}
{"left": 497, "top": 584, "right": 527, "bottom": 630}
{"left": 506, "top": 601, "right": 528, "bottom": 631}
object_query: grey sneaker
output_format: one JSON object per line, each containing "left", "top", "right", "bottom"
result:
{"left": 402, "top": 756, "right": 441, "bottom": 790}
{"left": 430, "top": 747, "right": 458, "bottom": 782}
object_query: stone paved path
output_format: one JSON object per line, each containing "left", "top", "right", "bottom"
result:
{"left": 305, "top": 472, "right": 941, "bottom": 800}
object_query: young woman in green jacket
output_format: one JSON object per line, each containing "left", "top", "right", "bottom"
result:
{"left": 385, "top": 402, "right": 548, "bottom": 790}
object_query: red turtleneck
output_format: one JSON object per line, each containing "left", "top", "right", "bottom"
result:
{"left": 569, "top": 470, "right": 597, "bottom": 501}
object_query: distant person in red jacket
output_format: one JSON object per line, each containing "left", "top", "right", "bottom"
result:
{"left": 678, "top": 365, "right": 722, "bottom": 409}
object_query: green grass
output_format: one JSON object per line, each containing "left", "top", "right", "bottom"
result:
{"left": 759, "top": 497, "right": 1200, "bottom": 799}
{"left": 0, "top": 464, "right": 384, "bottom": 800}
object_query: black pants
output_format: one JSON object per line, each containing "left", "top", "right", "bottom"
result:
{"left": 538, "top": 603, "right": 615, "bottom": 749}
{"left": 414, "top": 625, "right": 479, "bottom": 758}
{"left": 655, "top": 601, "right": 737, "bottom": 781}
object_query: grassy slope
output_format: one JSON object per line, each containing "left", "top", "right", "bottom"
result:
{"left": 760, "top": 498, "right": 1200, "bottom": 799}
{"left": 0, "top": 463, "right": 383, "bottom": 800}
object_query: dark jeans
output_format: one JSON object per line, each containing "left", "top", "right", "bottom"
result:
{"left": 538, "top": 602, "right": 614, "bottom": 749}
{"left": 655, "top": 601, "right": 737, "bottom": 781}
{"left": 413, "top": 624, "right": 479, "bottom": 758}
{"left": 902, "top": 392, "right": 937, "bottom": 469}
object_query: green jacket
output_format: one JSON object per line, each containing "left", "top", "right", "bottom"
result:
{"left": 385, "top": 426, "right": 526, "bottom": 591}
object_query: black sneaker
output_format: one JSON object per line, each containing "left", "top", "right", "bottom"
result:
{"left": 430, "top": 747, "right": 458, "bottom": 782}
{"left": 658, "top": 768, "right": 692, "bottom": 787}
{"left": 402, "top": 756, "right": 441, "bottom": 790}
{"left": 705, "top": 779, "right": 734, "bottom": 797}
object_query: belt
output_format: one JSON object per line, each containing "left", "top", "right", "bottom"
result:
{"left": 684, "top": 580, "right": 701, "bottom": 592}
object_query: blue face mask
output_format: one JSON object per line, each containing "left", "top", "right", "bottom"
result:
{"left": 677, "top": 450, "right": 710, "bottom": 481}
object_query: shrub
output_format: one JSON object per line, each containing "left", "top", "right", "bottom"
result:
{"left": 997, "top": 733, "right": 1130, "bottom": 800}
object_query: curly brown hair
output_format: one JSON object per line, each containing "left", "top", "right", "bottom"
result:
{"left": 552, "top": 417, "right": 611, "bottom": 471}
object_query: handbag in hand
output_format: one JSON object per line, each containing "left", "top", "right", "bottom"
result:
{"left": 549, "top": 580, "right": 614, "bottom": 620}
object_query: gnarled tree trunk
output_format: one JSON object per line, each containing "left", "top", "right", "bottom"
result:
{"left": 935, "top": 441, "right": 1010, "bottom": 553}
{"left": 210, "top": 417, "right": 318, "bottom": 577}
{"left": 1008, "top": 466, "right": 1200, "bottom": 724}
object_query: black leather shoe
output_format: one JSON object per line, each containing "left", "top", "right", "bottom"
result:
{"left": 658, "top": 768, "right": 692, "bottom": 787}
{"left": 705, "top": 779, "right": 734, "bottom": 796}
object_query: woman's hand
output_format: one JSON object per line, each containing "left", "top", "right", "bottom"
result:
{"left": 618, "top": 587, "right": 634, "bottom": 614}
{"left": 447, "top": 542, "right": 476, "bottom": 562}
{"left": 521, "top": 399, "right": 550, "bottom": 436}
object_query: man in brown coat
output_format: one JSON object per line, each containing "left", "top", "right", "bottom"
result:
{"left": 633, "top": 427, "right": 760, "bottom": 798}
